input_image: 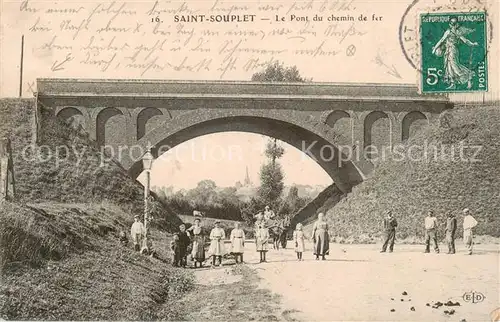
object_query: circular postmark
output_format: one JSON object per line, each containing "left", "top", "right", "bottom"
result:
{"left": 399, "top": 0, "right": 494, "bottom": 73}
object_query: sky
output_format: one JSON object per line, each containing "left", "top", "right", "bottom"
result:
{"left": 137, "top": 132, "right": 333, "bottom": 190}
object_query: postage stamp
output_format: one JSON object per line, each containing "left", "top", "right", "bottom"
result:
{"left": 419, "top": 11, "right": 488, "bottom": 93}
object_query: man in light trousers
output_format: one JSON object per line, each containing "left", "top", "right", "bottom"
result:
{"left": 462, "top": 208, "right": 478, "bottom": 255}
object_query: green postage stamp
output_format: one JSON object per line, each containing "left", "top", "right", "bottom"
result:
{"left": 419, "top": 12, "right": 488, "bottom": 93}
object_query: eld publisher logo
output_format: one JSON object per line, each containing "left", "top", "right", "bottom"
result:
{"left": 463, "top": 291, "right": 485, "bottom": 304}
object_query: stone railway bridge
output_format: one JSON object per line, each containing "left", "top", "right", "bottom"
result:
{"left": 36, "top": 79, "right": 451, "bottom": 194}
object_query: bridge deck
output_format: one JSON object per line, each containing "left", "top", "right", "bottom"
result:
{"left": 37, "top": 78, "right": 449, "bottom": 102}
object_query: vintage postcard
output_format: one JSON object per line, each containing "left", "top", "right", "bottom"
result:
{"left": 0, "top": 0, "right": 499, "bottom": 321}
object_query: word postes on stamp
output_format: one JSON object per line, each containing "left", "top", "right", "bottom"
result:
{"left": 419, "top": 11, "right": 488, "bottom": 93}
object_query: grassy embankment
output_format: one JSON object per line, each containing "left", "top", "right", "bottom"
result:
{"left": 305, "top": 104, "right": 500, "bottom": 244}
{"left": 0, "top": 99, "right": 189, "bottom": 319}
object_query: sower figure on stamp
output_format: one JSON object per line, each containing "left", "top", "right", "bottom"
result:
{"left": 424, "top": 211, "right": 440, "bottom": 253}
{"left": 462, "top": 208, "right": 478, "bottom": 255}
{"left": 445, "top": 211, "right": 457, "bottom": 254}
{"left": 432, "top": 17, "right": 479, "bottom": 90}
{"left": 380, "top": 211, "right": 397, "bottom": 253}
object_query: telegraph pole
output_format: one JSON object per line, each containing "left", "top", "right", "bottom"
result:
{"left": 19, "top": 35, "right": 25, "bottom": 97}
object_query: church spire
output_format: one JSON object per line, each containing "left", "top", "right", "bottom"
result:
{"left": 244, "top": 166, "right": 252, "bottom": 186}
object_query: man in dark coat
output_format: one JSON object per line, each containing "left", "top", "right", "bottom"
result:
{"left": 380, "top": 211, "right": 398, "bottom": 253}
{"left": 445, "top": 211, "right": 457, "bottom": 254}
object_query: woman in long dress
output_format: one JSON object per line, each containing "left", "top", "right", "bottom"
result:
{"left": 230, "top": 222, "right": 245, "bottom": 264}
{"left": 188, "top": 218, "right": 205, "bottom": 268}
{"left": 311, "top": 213, "right": 330, "bottom": 260}
{"left": 293, "top": 223, "right": 306, "bottom": 261}
{"left": 208, "top": 221, "right": 226, "bottom": 267}
{"left": 432, "top": 17, "right": 479, "bottom": 89}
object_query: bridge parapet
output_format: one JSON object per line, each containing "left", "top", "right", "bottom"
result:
{"left": 37, "top": 78, "right": 449, "bottom": 102}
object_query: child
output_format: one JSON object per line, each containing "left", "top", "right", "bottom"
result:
{"left": 255, "top": 222, "right": 270, "bottom": 263}
{"left": 119, "top": 230, "right": 128, "bottom": 246}
{"left": 293, "top": 223, "right": 305, "bottom": 261}
{"left": 170, "top": 233, "right": 181, "bottom": 267}
{"left": 208, "top": 221, "right": 225, "bottom": 267}
{"left": 230, "top": 222, "right": 245, "bottom": 264}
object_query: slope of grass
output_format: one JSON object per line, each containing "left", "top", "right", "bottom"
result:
{"left": 0, "top": 98, "right": 191, "bottom": 319}
{"left": 0, "top": 202, "right": 193, "bottom": 320}
{"left": 0, "top": 98, "right": 182, "bottom": 231}
{"left": 310, "top": 105, "right": 500, "bottom": 241}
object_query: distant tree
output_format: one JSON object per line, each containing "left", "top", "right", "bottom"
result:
{"left": 186, "top": 180, "right": 218, "bottom": 207}
{"left": 258, "top": 138, "right": 285, "bottom": 206}
{"left": 287, "top": 186, "right": 299, "bottom": 201}
{"left": 240, "top": 197, "right": 266, "bottom": 225}
{"left": 251, "top": 61, "right": 310, "bottom": 82}
{"left": 217, "top": 187, "right": 240, "bottom": 207}
{"left": 286, "top": 185, "right": 309, "bottom": 216}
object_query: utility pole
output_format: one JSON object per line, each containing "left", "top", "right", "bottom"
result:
{"left": 19, "top": 35, "right": 25, "bottom": 97}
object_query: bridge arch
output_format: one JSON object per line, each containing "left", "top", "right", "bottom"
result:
{"left": 401, "top": 111, "right": 428, "bottom": 141}
{"left": 55, "top": 106, "right": 89, "bottom": 131}
{"left": 95, "top": 107, "right": 125, "bottom": 147}
{"left": 323, "top": 110, "right": 352, "bottom": 146}
{"left": 136, "top": 107, "right": 168, "bottom": 140}
{"left": 122, "top": 109, "right": 372, "bottom": 193}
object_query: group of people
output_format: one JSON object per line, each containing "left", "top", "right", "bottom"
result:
{"left": 165, "top": 207, "right": 332, "bottom": 267}
{"left": 127, "top": 207, "right": 332, "bottom": 265}
{"left": 169, "top": 217, "right": 247, "bottom": 268}
{"left": 129, "top": 205, "right": 478, "bottom": 267}
{"left": 381, "top": 208, "right": 478, "bottom": 255}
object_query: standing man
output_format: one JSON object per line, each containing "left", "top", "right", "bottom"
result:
{"left": 424, "top": 211, "right": 440, "bottom": 253}
{"left": 380, "top": 211, "right": 397, "bottom": 253}
{"left": 130, "top": 214, "right": 145, "bottom": 252}
{"left": 463, "top": 208, "right": 478, "bottom": 255}
{"left": 445, "top": 211, "right": 457, "bottom": 254}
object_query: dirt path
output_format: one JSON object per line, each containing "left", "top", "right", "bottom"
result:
{"left": 245, "top": 242, "right": 499, "bottom": 321}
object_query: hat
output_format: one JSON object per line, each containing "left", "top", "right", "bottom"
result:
{"left": 214, "top": 220, "right": 221, "bottom": 224}
{"left": 463, "top": 208, "right": 470, "bottom": 213}
{"left": 134, "top": 214, "right": 140, "bottom": 219}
